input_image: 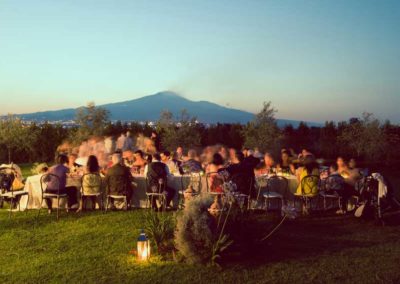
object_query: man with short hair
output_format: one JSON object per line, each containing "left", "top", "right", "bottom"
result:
{"left": 160, "top": 151, "right": 179, "bottom": 174}
{"left": 105, "top": 153, "right": 133, "bottom": 209}
{"left": 182, "top": 149, "right": 203, "bottom": 173}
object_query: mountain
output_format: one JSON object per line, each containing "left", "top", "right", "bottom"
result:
{"left": 14, "top": 91, "right": 321, "bottom": 127}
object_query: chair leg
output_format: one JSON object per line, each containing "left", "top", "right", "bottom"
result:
{"left": 57, "top": 197, "right": 60, "bottom": 221}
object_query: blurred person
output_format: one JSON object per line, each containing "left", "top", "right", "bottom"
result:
{"left": 277, "top": 150, "right": 295, "bottom": 174}
{"left": 123, "top": 131, "right": 134, "bottom": 152}
{"left": 105, "top": 153, "right": 133, "bottom": 209}
{"left": 206, "top": 153, "right": 226, "bottom": 193}
{"left": 182, "top": 149, "right": 203, "bottom": 173}
{"left": 295, "top": 155, "right": 320, "bottom": 196}
{"left": 77, "top": 155, "right": 102, "bottom": 212}
{"left": 45, "top": 155, "right": 78, "bottom": 213}
{"left": 160, "top": 151, "right": 180, "bottom": 175}
{"left": 145, "top": 153, "right": 175, "bottom": 210}
{"left": 132, "top": 150, "right": 147, "bottom": 174}
{"left": 255, "top": 153, "right": 275, "bottom": 176}
{"left": 116, "top": 133, "right": 126, "bottom": 151}
{"left": 176, "top": 146, "right": 184, "bottom": 161}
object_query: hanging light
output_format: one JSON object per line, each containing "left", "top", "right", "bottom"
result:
{"left": 137, "top": 229, "right": 150, "bottom": 261}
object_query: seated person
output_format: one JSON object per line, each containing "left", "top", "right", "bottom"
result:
{"left": 325, "top": 164, "right": 349, "bottom": 214}
{"left": 254, "top": 153, "right": 275, "bottom": 176}
{"left": 132, "top": 150, "right": 147, "bottom": 174}
{"left": 337, "top": 157, "right": 361, "bottom": 187}
{"left": 105, "top": 153, "right": 133, "bottom": 209}
{"left": 145, "top": 153, "right": 175, "bottom": 210}
{"left": 295, "top": 155, "right": 320, "bottom": 196}
{"left": 45, "top": 154, "right": 78, "bottom": 212}
{"left": 276, "top": 150, "right": 295, "bottom": 175}
{"left": 160, "top": 151, "right": 180, "bottom": 175}
{"left": 227, "top": 150, "right": 256, "bottom": 197}
{"left": 206, "top": 153, "right": 226, "bottom": 193}
{"left": 181, "top": 149, "right": 203, "bottom": 173}
{"left": 78, "top": 155, "right": 102, "bottom": 212}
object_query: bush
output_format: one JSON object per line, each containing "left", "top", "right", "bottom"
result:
{"left": 174, "top": 194, "right": 217, "bottom": 264}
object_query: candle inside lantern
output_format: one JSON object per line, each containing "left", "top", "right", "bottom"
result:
{"left": 137, "top": 229, "right": 150, "bottom": 261}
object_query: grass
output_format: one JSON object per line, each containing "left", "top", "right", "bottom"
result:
{"left": 1, "top": 209, "right": 400, "bottom": 284}
{"left": 1, "top": 165, "right": 399, "bottom": 283}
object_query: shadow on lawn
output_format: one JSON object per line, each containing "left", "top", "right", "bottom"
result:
{"left": 220, "top": 213, "right": 400, "bottom": 268}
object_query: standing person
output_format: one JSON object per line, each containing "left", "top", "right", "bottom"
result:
{"left": 45, "top": 155, "right": 78, "bottom": 213}
{"left": 104, "top": 136, "right": 115, "bottom": 155}
{"left": 150, "top": 131, "right": 161, "bottom": 151}
{"left": 116, "top": 133, "right": 126, "bottom": 152}
{"left": 105, "top": 153, "right": 133, "bottom": 210}
{"left": 123, "top": 131, "right": 134, "bottom": 152}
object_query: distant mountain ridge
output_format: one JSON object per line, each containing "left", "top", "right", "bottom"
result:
{"left": 13, "top": 91, "right": 321, "bottom": 127}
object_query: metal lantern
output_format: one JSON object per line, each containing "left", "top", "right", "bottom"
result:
{"left": 137, "top": 229, "right": 150, "bottom": 261}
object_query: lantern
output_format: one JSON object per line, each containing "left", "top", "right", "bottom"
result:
{"left": 137, "top": 229, "right": 150, "bottom": 261}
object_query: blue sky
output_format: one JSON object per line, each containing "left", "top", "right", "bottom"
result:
{"left": 0, "top": 0, "right": 399, "bottom": 122}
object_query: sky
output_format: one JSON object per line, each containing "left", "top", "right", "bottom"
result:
{"left": 0, "top": 0, "right": 399, "bottom": 123}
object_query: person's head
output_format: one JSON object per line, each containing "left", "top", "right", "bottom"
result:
{"left": 233, "top": 149, "right": 245, "bottom": 164}
{"left": 57, "top": 154, "right": 68, "bottom": 165}
{"left": 134, "top": 150, "right": 144, "bottom": 160}
{"left": 68, "top": 154, "right": 77, "bottom": 166}
{"left": 160, "top": 151, "right": 171, "bottom": 162}
{"left": 151, "top": 131, "right": 157, "bottom": 138}
{"left": 242, "top": 148, "right": 249, "bottom": 157}
{"left": 349, "top": 158, "right": 357, "bottom": 169}
{"left": 229, "top": 148, "right": 237, "bottom": 160}
{"left": 303, "top": 154, "right": 317, "bottom": 174}
{"left": 337, "top": 157, "right": 347, "bottom": 168}
{"left": 329, "top": 163, "right": 339, "bottom": 174}
{"left": 112, "top": 153, "right": 122, "bottom": 166}
{"left": 87, "top": 155, "right": 100, "bottom": 173}
{"left": 302, "top": 148, "right": 310, "bottom": 156}
{"left": 152, "top": 153, "right": 161, "bottom": 162}
{"left": 176, "top": 146, "right": 183, "bottom": 155}
{"left": 281, "top": 151, "right": 290, "bottom": 163}
{"left": 187, "top": 149, "right": 197, "bottom": 160}
{"left": 212, "top": 153, "right": 224, "bottom": 166}
{"left": 247, "top": 149, "right": 255, "bottom": 157}
{"left": 126, "top": 131, "right": 131, "bottom": 137}
{"left": 219, "top": 147, "right": 228, "bottom": 160}
{"left": 264, "top": 153, "right": 275, "bottom": 167}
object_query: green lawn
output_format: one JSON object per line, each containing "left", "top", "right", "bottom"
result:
{"left": 1, "top": 165, "right": 399, "bottom": 283}
{"left": 1, "top": 209, "right": 400, "bottom": 284}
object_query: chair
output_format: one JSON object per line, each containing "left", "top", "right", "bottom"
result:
{"left": 0, "top": 172, "right": 29, "bottom": 219}
{"left": 251, "top": 175, "right": 268, "bottom": 210}
{"left": 178, "top": 172, "right": 202, "bottom": 209}
{"left": 263, "top": 175, "right": 288, "bottom": 212}
{"left": 145, "top": 177, "right": 167, "bottom": 211}
{"left": 296, "top": 175, "right": 320, "bottom": 215}
{"left": 230, "top": 172, "right": 255, "bottom": 210}
{"left": 105, "top": 175, "right": 130, "bottom": 211}
{"left": 81, "top": 173, "right": 103, "bottom": 211}
{"left": 206, "top": 172, "right": 225, "bottom": 194}
{"left": 320, "top": 175, "right": 344, "bottom": 211}
{"left": 39, "top": 174, "right": 68, "bottom": 220}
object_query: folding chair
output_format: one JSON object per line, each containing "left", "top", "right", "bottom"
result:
{"left": 81, "top": 173, "right": 103, "bottom": 211}
{"left": 39, "top": 174, "right": 68, "bottom": 221}
{"left": 263, "top": 175, "right": 288, "bottom": 212}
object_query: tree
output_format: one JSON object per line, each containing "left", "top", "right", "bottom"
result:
{"left": 0, "top": 115, "right": 36, "bottom": 163}
{"left": 338, "top": 112, "right": 386, "bottom": 161}
{"left": 243, "top": 101, "right": 280, "bottom": 153}
{"left": 71, "top": 102, "right": 110, "bottom": 143}
{"left": 156, "top": 109, "right": 201, "bottom": 151}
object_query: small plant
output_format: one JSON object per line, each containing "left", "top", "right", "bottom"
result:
{"left": 143, "top": 211, "right": 176, "bottom": 255}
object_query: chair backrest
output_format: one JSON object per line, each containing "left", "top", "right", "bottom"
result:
{"left": 40, "top": 174, "right": 61, "bottom": 195}
{"left": 324, "top": 174, "right": 345, "bottom": 192}
{"left": 106, "top": 174, "right": 130, "bottom": 196}
{"left": 81, "top": 173, "right": 102, "bottom": 195}
{"left": 300, "top": 175, "right": 320, "bottom": 196}
{"left": 267, "top": 176, "right": 288, "bottom": 196}
{"left": 0, "top": 172, "right": 15, "bottom": 193}
{"left": 189, "top": 172, "right": 202, "bottom": 192}
{"left": 206, "top": 172, "right": 225, "bottom": 193}
{"left": 230, "top": 172, "right": 254, "bottom": 196}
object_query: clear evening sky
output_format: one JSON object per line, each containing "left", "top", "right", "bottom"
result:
{"left": 0, "top": 0, "right": 399, "bottom": 123}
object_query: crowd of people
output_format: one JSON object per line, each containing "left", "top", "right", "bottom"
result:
{"left": 1, "top": 131, "right": 368, "bottom": 214}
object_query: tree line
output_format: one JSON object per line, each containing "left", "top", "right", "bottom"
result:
{"left": 1, "top": 102, "right": 399, "bottom": 167}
